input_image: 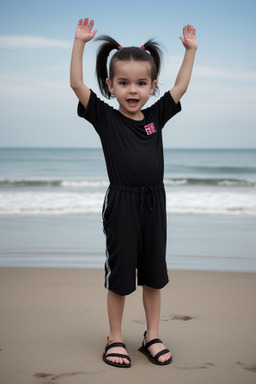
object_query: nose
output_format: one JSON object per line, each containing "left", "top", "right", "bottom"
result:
{"left": 129, "top": 83, "right": 137, "bottom": 94}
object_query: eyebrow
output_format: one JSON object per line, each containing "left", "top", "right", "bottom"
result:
{"left": 117, "top": 77, "right": 150, "bottom": 81}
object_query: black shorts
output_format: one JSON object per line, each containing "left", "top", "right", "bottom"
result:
{"left": 102, "top": 183, "right": 169, "bottom": 296}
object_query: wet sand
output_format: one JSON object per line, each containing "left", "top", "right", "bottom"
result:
{"left": 0, "top": 268, "right": 256, "bottom": 384}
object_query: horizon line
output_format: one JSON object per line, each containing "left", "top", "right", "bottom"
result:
{"left": 0, "top": 146, "right": 255, "bottom": 151}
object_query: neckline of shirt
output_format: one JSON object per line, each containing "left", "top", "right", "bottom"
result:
{"left": 114, "top": 109, "right": 147, "bottom": 125}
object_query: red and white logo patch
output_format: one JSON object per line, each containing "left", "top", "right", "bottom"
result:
{"left": 144, "top": 122, "right": 156, "bottom": 135}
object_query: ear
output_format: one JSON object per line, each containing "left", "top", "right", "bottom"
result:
{"left": 106, "top": 78, "right": 114, "bottom": 95}
{"left": 149, "top": 80, "right": 157, "bottom": 95}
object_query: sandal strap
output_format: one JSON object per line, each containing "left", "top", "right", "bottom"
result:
{"left": 105, "top": 352, "right": 131, "bottom": 362}
{"left": 145, "top": 338, "right": 163, "bottom": 349}
{"left": 105, "top": 342, "right": 127, "bottom": 353}
{"left": 154, "top": 348, "right": 170, "bottom": 362}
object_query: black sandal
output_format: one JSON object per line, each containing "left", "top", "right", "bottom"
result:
{"left": 103, "top": 338, "right": 131, "bottom": 368}
{"left": 138, "top": 331, "right": 172, "bottom": 365}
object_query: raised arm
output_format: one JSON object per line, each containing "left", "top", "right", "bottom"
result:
{"left": 170, "top": 25, "right": 197, "bottom": 104}
{"left": 70, "top": 18, "right": 97, "bottom": 108}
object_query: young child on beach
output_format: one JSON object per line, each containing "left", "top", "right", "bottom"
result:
{"left": 70, "top": 17, "right": 197, "bottom": 368}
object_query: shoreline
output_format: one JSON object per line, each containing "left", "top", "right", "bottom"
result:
{"left": 1, "top": 267, "right": 256, "bottom": 384}
{"left": 1, "top": 213, "right": 256, "bottom": 272}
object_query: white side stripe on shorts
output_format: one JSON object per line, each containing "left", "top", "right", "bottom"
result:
{"left": 102, "top": 188, "right": 111, "bottom": 290}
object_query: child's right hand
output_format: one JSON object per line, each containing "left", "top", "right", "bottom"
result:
{"left": 75, "top": 18, "right": 97, "bottom": 43}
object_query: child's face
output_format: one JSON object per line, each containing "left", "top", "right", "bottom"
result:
{"left": 106, "top": 60, "right": 157, "bottom": 120}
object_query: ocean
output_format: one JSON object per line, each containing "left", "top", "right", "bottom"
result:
{"left": 0, "top": 148, "right": 256, "bottom": 271}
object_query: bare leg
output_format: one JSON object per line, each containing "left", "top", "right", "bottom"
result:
{"left": 105, "top": 290, "right": 130, "bottom": 365}
{"left": 142, "top": 286, "right": 171, "bottom": 363}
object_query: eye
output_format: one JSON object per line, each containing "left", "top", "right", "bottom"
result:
{"left": 119, "top": 81, "right": 128, "bottom": 86}
{"left": 138, "top": 81, "right": 147, "bottom": 86}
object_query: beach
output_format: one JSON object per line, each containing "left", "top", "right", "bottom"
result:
{"left": 0, "top": 267, "right": 256, "bottom": 384}
{"left": 1, "top": 147, "right": 256, "bottom": 383}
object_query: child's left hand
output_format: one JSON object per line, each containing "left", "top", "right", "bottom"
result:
{"left": 179, "top": 25, "right": 198, "bottom": 50}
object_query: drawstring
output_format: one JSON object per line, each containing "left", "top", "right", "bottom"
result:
{"left": 140, "top": 186, "right": 155, "bottom": 212}
{"left": 109, "top": 182, "right": 163, "bottom": 213}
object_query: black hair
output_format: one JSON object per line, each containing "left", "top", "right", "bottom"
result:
{"left": 95, "top": 35, "right": 163, "bottom": 99}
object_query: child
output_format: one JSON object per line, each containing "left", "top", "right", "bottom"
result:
{"left": 70, "top": 18, "right": 197, "bottom": 368}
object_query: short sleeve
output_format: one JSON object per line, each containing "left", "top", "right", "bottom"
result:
{"left": 144, "top": 92, "right": 181, "bottom": 129}
{"left": 77, "top": 90, "right": 112, "bottom": 135}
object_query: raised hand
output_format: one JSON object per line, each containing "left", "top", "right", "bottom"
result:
{"left": 179, "top": 25, "right": 197, "bottom": 50}
{"left": 75, "top": 18, "right": 97, "bottom": 43}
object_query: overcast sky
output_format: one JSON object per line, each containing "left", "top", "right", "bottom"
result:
{"left": 0, "top": 0, "right": 255, "bottom": 148}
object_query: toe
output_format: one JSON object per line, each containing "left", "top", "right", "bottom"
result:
{"left": 146, "top": 339, "right": 171, "bottom": 364}
{"left": 158, "top": 352, "right": 171, "bottom": 363}
{"left": 158, "top": 355, "right": 166, "bottom": 363}
{"left": 105, "top": 346, "right": 130, "bottom": 366}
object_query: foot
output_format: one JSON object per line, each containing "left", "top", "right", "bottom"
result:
{"left": 105, "top": 338, "right": 130, "bottom": 366}
{"left": 144, "top": 332, "right": 172, "bottom": 364}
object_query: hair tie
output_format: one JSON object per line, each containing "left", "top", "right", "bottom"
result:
{"left": 141, "top": 45, "right": 146, "bottom": 50}
{"left": 117, "top": 45, "right": 123, "bottom": 50}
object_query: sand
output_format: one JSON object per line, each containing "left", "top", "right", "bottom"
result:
{"left": 0, "top": 267, "right": 256, "bottom": 384}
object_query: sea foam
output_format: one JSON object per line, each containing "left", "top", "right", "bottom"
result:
{"left": 1, "top": 191, "right": 255, "bottom": 215}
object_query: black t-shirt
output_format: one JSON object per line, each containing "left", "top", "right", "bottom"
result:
{"left": 78, "top": 90, "right": 181, "bottom": 187}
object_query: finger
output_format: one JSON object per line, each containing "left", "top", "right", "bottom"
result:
{"left": 183, "top": 25, "right": 187, "bottom": 38}
{"left": 77, "top": 19, "right": 83, "bottom": 26}
{"left": 88, "top": 19, "right": 94, "bottom": 31}
{"left": 83, "top": 17, "right": 89, "bottom": 26}
{"left": 192, "top": 26, "right": 196, "bottom": 36}
{"left": 91, "top": 29, "right": 97, "bottom": 37}
{"left": 187, "top": 24, "right": 192, "bottom": 34}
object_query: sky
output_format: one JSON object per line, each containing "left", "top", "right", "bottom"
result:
{"left": 0, "top": 0, "right": 255, "bottom": 148}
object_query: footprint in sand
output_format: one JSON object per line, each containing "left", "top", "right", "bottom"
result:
{"left": 237, "top": 362, "right": 256, "bottom": 373}
{"left": 34, "top": 371, "right": 86, "bottom": 382}
{"left": 34, "top": 369, "right": 107, "bottom": 382}
{"left": 169, "top": 315, "right": 193, "bottom": 321}
{"left": 133, "top": 314, "right": 193, "bottom": 324}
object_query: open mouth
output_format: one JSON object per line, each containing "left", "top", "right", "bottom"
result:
{"left": 127, "top": 99, "right": 139, "bottom": 107}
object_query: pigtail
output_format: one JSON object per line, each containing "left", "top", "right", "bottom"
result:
{"left": 143, "top": 39, "right": 162, "bottom": 81}
{"left": 95, "top": 35, "right": 121, "bottom": 99}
